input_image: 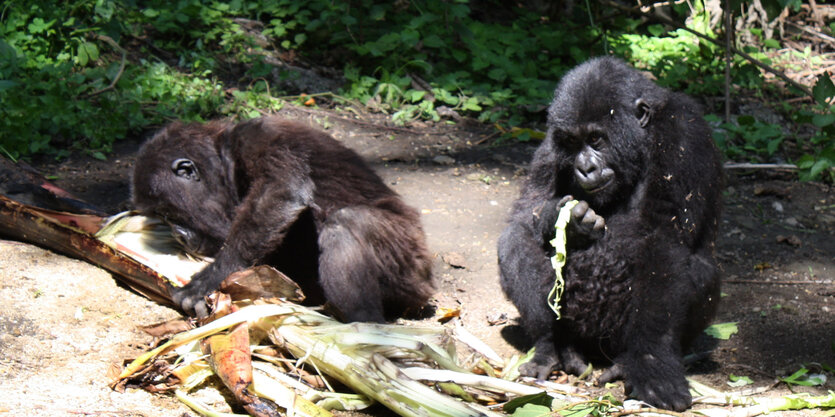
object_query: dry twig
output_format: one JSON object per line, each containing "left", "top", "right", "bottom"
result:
{"left": 84, "top": 34, "right": 127, "bottom": 98}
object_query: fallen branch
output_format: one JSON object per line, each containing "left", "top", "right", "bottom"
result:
{"left": 0, "top": 194, "right": 172, "bottom": 304}
{"left": 724, "top": 279, "right": 832, "bottom": 285}
{"left": 724, "top": 162, "right": 798, "bottom": 170}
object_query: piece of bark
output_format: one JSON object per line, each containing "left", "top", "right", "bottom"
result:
{"left": 0, "top": 194, "right": 174, "bottom": 305}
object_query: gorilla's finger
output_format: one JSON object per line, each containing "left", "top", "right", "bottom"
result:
{"left": 580, "top": 207, "right": 598, "bottom": 225}
{"left": 193, "top": 300, "right": 209, "bottom": 318}
{"left": 598, "top": 363, "right": 626, "bottom": 384}
{"left": 570, "top": 200, "right": 589, "bottom": 219}
{"left": 558, "top": 195, "right": 574, "bottom": 207}
{"left": 592, "top": 216, "right": 605, "bottom": 232}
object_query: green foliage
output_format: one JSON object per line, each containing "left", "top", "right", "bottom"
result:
{"left": 707, "top": 114, "right": 785, "bottom": 162}
{"left": 504, "top": 391, "right": 555, "bottom": 413}
{"left": 792, "top": 75, "right": 835, "bottom": 181}
{"left": 781, "top": 367, "right": 827, "bottom": 387}
{"left": 0, "top": 1, "right": 231, "bottom": 159}
{"left": 307, "top": 1, "right": 596, "bottom": 125}
{"left": 728, "top": 374, "right": 754, "bottom": 387}
{"left": 704, "top": 73, "right": 834, "bottom": 182}
{"left": 0, "top": 0, "right": 830, "bottom": 179}
{"left": 608, "top": 3, "right": 762, "bottom": 95}
{"left": 504, "top": 391, "right": 620, "bottom": 417}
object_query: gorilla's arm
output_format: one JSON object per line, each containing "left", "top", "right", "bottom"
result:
{"left": 498, "top": 197, "right": 590, "bottom": 378}
{"left": 172, "top": 154, "right": 315, "bottom": 316}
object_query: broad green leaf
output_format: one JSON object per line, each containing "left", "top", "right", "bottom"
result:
{"left": 76, "top": 46, "right": 89, "bottom": 67}
{"left": 647, "top": 24, "right": 665, "bottom": 37}
{"left": 767, "top": 138, "right": 782, "bottom": 155}
{"left": 503, "top": 391, "right": 553, "bottom": 413}
{"left": 812, "top": 113, "right": 835, "bottom": 127}
{"left": 809, "top": 159, "right": 830, "bottom": 179}
{"left": 423, "top": 34, "right": 444, "bottom": 48}
{"left": 488, "top": 68, "right": 507, "bottom": 82}
{"left": 462, "top": 97, "right": 482, "bottom": 111}
{"left": 561, "top": 404, "right": 597, "bottom": 417}
{"left": 781, "top": 367, "right": 826, "bottom": 386}
{"left": 28, "top": 18, "right": 54, "bottom": 34}
{"left": 82, "top": 42, "right": 99, "bottom": 62}
{"left": 509, "top": 403, "right": 552, "bottom": 417}
{"left": 704, "top": 322, "right": 738, "bottom": 340}
{"left": 813, "top": 75, "right": 835, "bottom": 106}
{"left": 795, "top": 154, "right": 816, "bottom": 169}
{"left": 763, "top": 38, "right": 780, "bottom": 49}
{"left": 728, "top": 374, "right": 753, "bottom": 387}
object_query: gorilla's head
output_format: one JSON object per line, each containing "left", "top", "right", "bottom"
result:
{"left": 546, "top": 57, "right": 668, "bottom": 208}
{"left": 131, "top": 121, "right": 236, "bottom": 256}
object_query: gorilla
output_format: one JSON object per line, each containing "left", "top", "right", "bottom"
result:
{"left": 132, "top": 116, "right": 435, "bottom": 321}
{"left": 498, "top": 57, "right": 722, "bottom": 411}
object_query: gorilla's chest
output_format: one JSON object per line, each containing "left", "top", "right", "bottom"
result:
{"left": 560, "top": 248, "right": 635, "bottom": 338}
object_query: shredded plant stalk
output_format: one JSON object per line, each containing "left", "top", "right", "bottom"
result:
{"left": 548, "top": 199, "right": 579, "bottom": 319}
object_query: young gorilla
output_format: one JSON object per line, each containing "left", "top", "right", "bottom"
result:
{"left": 132, "top": 117, "right": 435, "bottom": 321}
{"left": 498, "top": 57, "right": 722, "bottom": 411}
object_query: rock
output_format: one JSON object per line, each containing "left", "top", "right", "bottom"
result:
{"left": 432, "top": 155, "right": 456, "bottom": 165}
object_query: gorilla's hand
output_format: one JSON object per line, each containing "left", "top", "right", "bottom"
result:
{"left": 170, "top": 282, "right": 211, "bottom": 318}
{"left": 170, "top": 264, "right": 227, "bottom": 317}
{"left": 557, "top": 197, "right": 605, "bottom": 246}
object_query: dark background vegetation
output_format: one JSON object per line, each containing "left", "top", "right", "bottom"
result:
{"left": 0, "top": 0, "right": 833, "bottom": 181}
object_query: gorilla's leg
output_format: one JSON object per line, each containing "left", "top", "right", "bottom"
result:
{"left": 317, "top": 205, "right": 432, "bottom": 323}
{"left": 601, "top": 243, "right": 720, "bottom": 411}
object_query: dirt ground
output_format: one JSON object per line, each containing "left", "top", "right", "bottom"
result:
{"left": 0, "top": 104, "right": 833, "bottom": 416}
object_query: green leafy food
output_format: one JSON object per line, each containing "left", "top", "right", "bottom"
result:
{"left": 503, "top": 391, "right": 554, "bottom": 413}
{"left": 728, "top": 374, "right": 753, "bottom": 387}
{"left": 548, "top": 200, "right": 579, "bottom": 320}
{"left": 509, "top": 403, "right": 552, "bottom": 417}
{"left": 781, "top": 367, "right": 827, "bottom": 387}
{"left": 704, "top": 322, "right": 739, "bottom": 340}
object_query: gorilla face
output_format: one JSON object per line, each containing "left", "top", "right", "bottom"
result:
{"left": 131, "top": 122, "right": 236, "bottom": 257}
{"left": 545, "top": 59, "right": 663, "bottom": 210}
{"left": 550, "top": 97, "right": 654, "bottom": 209}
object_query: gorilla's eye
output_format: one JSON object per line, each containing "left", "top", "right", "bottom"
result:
{"left": 172, "top": 158, "right": 200, "bottom": 181}
{"left": 558, "top": 134, "right": 582, "bottom": 150}
{"left": 589, "top": 135, "right": 606, "bottom": 149}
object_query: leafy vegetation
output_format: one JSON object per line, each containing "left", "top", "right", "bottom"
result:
{"left": 0, "top": 0, "right": 832, "bottom": 180}
{"left": 793, "top": 76, "right": 835, "bottom": 181}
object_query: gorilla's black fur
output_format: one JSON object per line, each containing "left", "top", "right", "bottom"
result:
{"left": 498, "top": 57, "right": 722, "bottom": 411}
{"left": 132, "top": 117, "right": 435, "bottom": 321}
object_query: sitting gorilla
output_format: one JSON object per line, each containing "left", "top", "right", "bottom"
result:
{"left": 132, "top": 116, "right": 435, "bottom": 321}
{"left": 498, "top": 57, "right": 722, "bottom": 411}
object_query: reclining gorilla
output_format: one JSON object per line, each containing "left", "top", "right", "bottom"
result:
{"left": 132, "top": 117, "right": 435, "bottom": 321}
{"left": 498, "top": 57, "right": 722, "bottom": 411}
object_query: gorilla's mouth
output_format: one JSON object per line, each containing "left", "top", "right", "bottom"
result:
{"left": 584, "top": 177, "right": 613, "bottom": 194}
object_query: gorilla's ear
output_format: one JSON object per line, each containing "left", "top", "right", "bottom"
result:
{"left": 172, "top": 158, "right": 200, "bottom": 181}
{"left": 635, "top": 98, "right": 653, "bottom": 128}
